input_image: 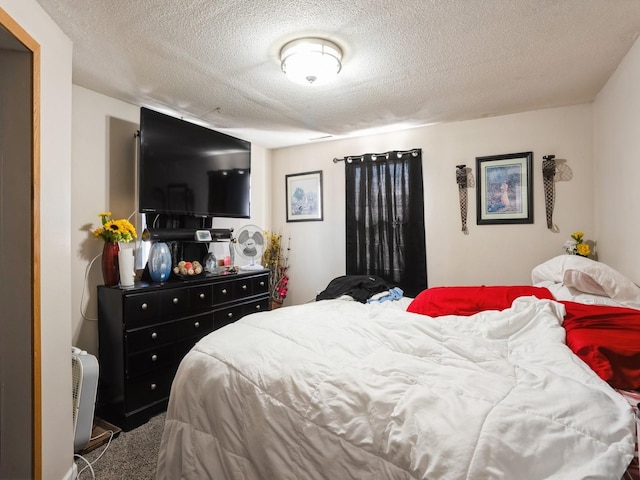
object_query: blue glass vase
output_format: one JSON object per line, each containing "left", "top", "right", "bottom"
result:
{"left": 147, "top": 242, "right": 172, "bottom": 282}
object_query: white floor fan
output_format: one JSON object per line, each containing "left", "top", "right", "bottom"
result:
{"left": 234, "top": 224, "right": 266, "bottom": 271}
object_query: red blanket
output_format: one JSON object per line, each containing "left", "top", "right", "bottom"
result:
{"left": 406, "top": 285, "right": 555, "bottom": 316}
{"left": 562, "top": 301, "right": 640, "bottom": 390}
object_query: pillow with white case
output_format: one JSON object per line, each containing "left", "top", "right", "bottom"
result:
{"left": 532, "top": 255, "right": 640, "bottom": 309}
{"left": 535, "top": 280, "right": 626, "bottom": 308}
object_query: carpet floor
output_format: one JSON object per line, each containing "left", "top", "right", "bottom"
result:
{"left": 74, "top": 412, "right": 165, "bottom": 479}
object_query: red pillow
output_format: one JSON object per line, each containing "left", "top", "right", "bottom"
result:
{"left": 406, "top": 285, "right": 555, "bottom": 317}
{"left": 561, "top": 301, "right": 640, "bottom": 390}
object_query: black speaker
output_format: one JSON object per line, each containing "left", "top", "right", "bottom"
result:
{"left": 141, "top": 228, "right": 233, "bottom": 242}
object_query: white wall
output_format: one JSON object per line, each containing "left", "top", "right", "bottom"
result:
{"left": 71, "top": 85, "right": 272, "bottom": 355}
{"left": 71, "top": 86, "right": 140, "bottom": 354}
{"left": 271, "top": 104, "right": 595, "bottom": 306}
{"left": 593, "top": 36, "right": 640, "bottom": 285}
{"left": 0, "top": 0, "right": 74, "bottom": 478}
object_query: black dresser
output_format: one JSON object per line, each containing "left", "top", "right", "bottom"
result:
{"left": 97, "top": 269, "right": 269, "bottom": 431}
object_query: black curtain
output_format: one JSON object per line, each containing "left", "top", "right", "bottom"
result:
{"left": 345, "top": 150, "right": 427, "bottom": 297}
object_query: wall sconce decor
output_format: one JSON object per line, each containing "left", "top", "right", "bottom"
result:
{"left": 542, "top": 154, "right": 559, "bottom": 232}
{"left": 456, "top": 165, "right": 470, "bottom": 234}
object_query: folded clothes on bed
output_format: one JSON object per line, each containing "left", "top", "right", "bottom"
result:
{"left": 367, "top": 286, "right": 404, "bottom": 303}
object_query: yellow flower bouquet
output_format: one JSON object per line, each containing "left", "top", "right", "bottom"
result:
{"left": 93, "top": 211, "right": 137, "bottom": 243}
{"left": 563, "top": 231, "right": 591, "bottom": 257}
{"left": 93, "top": 211, "right": 138, "bottom": 287}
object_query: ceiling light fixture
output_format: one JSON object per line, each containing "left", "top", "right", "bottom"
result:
{"left": 280, "top": 37, "right": 342, "bottom": 85}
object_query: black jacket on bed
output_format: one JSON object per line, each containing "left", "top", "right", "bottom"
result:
{"left": 315, "top": 275, "right": 397, "bottom": 303}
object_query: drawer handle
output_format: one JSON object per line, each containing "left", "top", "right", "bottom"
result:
{"left": 242, "top": 284, "right": 248, "bottom": 290}
{"left": 227, "top": 312, "right": 233, "bottom": 319}
{"left": 194, "top": 321, "right": 200, "bottom": 328}
{"left": 199, "top": 293, "right": 206, "bottom": 300}
{"left": 259, "top": 281, "right": 265, "bottom": 287}
{"left": 255, "top": 305, "right": 261, "bottom": 310}
{"left": 151, "top": 332, "right": 158, "bottom": 340}
{"left": 141, "top": 303, "right": 148, "bottom": 311}
{"left": 151, "top": 354, "right": 158, "bottom": 362}
{"left": 172, "top": 297, "right": 179, "bottom": 305}
{"left": 150, "top": 383, "right": 157, "bottom": 391}
{"left": 221, "top": 289, "right": 228, "bottom": 295}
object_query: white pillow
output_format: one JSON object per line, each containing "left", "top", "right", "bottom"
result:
{"left": 531, "top": 255, "right": 640, "bottom": 309}
{"left": 563, "top": 270, "right": 607, "bottom": 296}
{"left": 535, "top": 280, "right": 627, "bottom": 307}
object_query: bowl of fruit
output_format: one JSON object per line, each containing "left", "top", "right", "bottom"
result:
{"left": 173, "top": 260, "right": 203, "bottom": 278}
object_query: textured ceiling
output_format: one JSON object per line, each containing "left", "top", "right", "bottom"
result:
{"left": 34, "top": 0, "right": 640, "bottom": 148}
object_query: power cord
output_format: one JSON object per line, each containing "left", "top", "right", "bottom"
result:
{"left": 73, "top": 429, "right": 114, "bottom": 480}
{"left": 80, "top": 253, "right": 101, "bottom": 322}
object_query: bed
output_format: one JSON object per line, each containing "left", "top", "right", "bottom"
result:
{"left": 156, "top": 257, "right": 640, "bottom": 479}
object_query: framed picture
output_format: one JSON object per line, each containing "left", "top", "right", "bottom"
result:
{"left": 476, "top": 152, "right": 533, "bottom": 225}
{"left": 286, "top": 170, "right": 323, "bottom": 222}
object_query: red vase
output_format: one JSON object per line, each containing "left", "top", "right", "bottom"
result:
{"left": 102, "top": 241, "right": 120, "bottom": 286}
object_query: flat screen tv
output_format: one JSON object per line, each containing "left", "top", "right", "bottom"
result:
{"left": 138, "top": 107, "right": 251, "bottom": 219}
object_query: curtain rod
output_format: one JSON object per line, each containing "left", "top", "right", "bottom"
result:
{"left": 332, "top": 149, "right": 421, "bottom": 163}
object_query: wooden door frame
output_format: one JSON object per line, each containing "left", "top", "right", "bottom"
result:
{"left": 0, "top": 8, "right": 42, "bottom": 479}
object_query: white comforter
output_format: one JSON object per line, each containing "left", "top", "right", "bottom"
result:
{"left": 156, "top": 297, "right": 635, "bottom": 480}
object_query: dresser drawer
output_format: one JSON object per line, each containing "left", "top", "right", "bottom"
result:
{"left": 243, "top": 297, "right": 270, "bottom": 316}
{"left": 125, "top": 368, "right": 174, "bottom": 412}
{"left": 175, "top": 312, "right": 214, "bottom": 341}
{"left": 123, "top": 292, "right": 160, "bottom": 325}
{"left": 189, "top": 284, "right": 213, "bottom": 311}
{"left": 126, "top": 343, "right": 174, "bottom": 377}
{"left": 160, "top": 288, "right": 189, "bottom": 318}
{"left": 252, "top": 275, "right": 269, "bottom": 295}
{"left": 126, "top": 322, "right": 174, "bottom": 354}
{"left": 234, "top": 277, "right": 253, "bottom": 299}
{"left": 214, "top": 304, "right": 244, "bottom": 329}
{"left": 212, "top": 280, "right": 235, "bottom": 304}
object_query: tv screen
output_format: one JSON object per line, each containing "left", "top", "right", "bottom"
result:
{"left": 139, "top": 107, "right": 251, "bottom": 219}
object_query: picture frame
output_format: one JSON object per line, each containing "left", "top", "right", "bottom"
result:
{"left": 286, "top": 170, "right": 323, "bottom": 222}
{"left": 476, "top": 152, "right": 533, "bottom": 225}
